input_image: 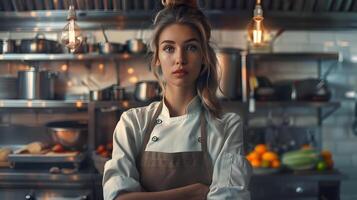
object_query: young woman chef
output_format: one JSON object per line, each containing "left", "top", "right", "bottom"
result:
{"left": 103, "top": 0, "right": 252, "bottom": 199}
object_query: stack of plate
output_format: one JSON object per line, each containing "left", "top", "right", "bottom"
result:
{"left": 0, "top": 76, "right": 17, "bottom": 99}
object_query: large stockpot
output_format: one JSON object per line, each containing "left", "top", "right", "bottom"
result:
{"left": 18, "top": 67, "right": 57, "bottom": 100}
{"left": 216, "top": 48, "right": 243, "bottom": 100}
{"left": 46, "top": 120, "right": 88, "bottom": 150}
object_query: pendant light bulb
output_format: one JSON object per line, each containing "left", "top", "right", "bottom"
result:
{"left": 247, "top": 0, "right": 265, "bottom": 46}
{"left": 61, "top": 5, "right": 83, "bottom": 53}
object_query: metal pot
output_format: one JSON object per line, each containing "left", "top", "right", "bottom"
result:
{"left": 89, "top": 89, "right": 111, "bottom": 101}
{"left": 18, "top": 67, "right": 57, "bottom": 100}
{"left": 111, "top": 85, "right": 126, "bottom": 100}
{"left": 126, "top": 38, "right": 147, "bottom": 54}
{"left": 134, "top": 81, "right": 161, "bottom": 102}
{"left": 20, "top": 33, "right": 62, "bottom": 53}
{"left": 98, "top": 28, "right": 125, "bottom": 54}
{"left": 46, "top": 120, "right": 88, "bottom": 150}
{"left": 0, "top": 39, "right": 16, "bottom": 53}
{"left": 216, "top": 48, "right": 243, "bottom": 100}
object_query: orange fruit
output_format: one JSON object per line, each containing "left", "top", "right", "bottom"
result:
{"left": 262, "top": 151, "right": 278, "bottom": 162}
{"left": 247, "top": 151, "right": 261, "bottom": 161}
{"left": 271, "top": 160, "right": 281, "bottom": 168}
{"left": 251, "top": 159, "right": 261, "bottom": 168}
{"left": 321, "top": 150, "right": 332, "bottom": 161}
{"left": 254, "top": 144, "right": 267, "bottom": 155}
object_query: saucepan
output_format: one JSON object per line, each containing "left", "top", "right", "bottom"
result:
{"left": 134, "top": 81, "right": 161, "bottom": 102}
{"left": 0, "top": 39, "right": 16, "bottom": 53}
{"left": 98, "top": 28, "right": 125, "bottom": 54}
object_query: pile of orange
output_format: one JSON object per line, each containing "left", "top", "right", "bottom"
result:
{"left": 320, "top": 150, "right": 334, "bottom": 170}
{"left": 246, "top": 144, "right": 280, "bottom": 169}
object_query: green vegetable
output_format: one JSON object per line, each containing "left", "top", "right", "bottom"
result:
{"left": 282, "top": 149, "right": 320, "bottom": 170}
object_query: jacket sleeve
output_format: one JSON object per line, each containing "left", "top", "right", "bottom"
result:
{"left": 207, "top": 113, "right": 252, "bottom": 200}
{"left": 102, "top": 110, "right": 142, "bottom": 200}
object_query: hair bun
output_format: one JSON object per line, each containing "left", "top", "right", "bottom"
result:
{"left": 161, "top": 0, "right": 198, "bottom": 8}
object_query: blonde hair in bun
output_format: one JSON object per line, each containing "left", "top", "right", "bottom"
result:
{"left": 161, "top": 0, "right": 198, "bottom": 8}
{"left": 151, "top": 0, "right": 222, "bottom": 118}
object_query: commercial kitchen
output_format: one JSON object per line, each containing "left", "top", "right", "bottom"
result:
{"left": 0, "top": 0, "right": 357, "bottom": 199}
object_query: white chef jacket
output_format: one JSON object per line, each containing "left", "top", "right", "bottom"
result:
{"left": 103, "top": 96, "right": 252, "bottom": 200}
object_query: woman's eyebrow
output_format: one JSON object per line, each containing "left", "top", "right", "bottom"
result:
{"left": 160, "top": 38, "right": 199, "bottom": 45}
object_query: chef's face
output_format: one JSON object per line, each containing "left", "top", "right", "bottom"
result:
{"left": 156, "top": 23, "right": 203, "bottom": 89}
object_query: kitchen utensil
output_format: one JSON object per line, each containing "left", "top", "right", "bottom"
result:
{"left": 111, "top": 84, "right": 126, "bottom": 100}
{"left": 126, "top": 38, "right": 147, "bottom": 54}
{"left": 34, "top": 0, "right": 45, "bottom": 10}
{"left": 216, "top": 48, "right": 243, "bottom": 100}
{"left": 20, "top": 33, "right": 62, "bottom": 53}
{"left": 0, "top": 39, "right": 16, "bottom": 53}
{"left": 18, "top": 66, "right": 58, "bottom": 100}
{"left": 46, "top": 120, "right": 88, "bottom": 150}
{"left": 295, "top": 79, "right": 331, "bottom": 101}
{"left": 98, "top": 28, "right": 125, "bottom": 54}
{"left": 134, "top": 81, "right": 161, "bottom": 102}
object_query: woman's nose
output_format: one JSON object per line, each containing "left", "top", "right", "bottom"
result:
{"left": 175, "top": 48, "right": 187, "bottom": 65}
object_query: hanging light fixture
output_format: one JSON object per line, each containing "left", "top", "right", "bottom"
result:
{"left": 247, "top": 0, "right": 265, "bottom": 46}
{"left": 61, "top": 0, "right": 83, "bottom": 53}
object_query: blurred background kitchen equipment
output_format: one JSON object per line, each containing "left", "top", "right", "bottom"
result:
{"left": 352, "top": 100, "right": 357, "bottom": 136}
{"left": 18, "top": 66, "right": 58, "bottom": 100}
{"left": 98, "top": 28, "right": 125, "bottom": 54}
{"left": 216, "top": 48, "right": 242, "bottom": 100}
{"left": 134, "top": 81, "right": 161, "bottom": 102}
{"left": 274, "top": 78, "right": 331, "bottom": 101}
{"left": 126, "top": 38, "right": 146, "bottom": 54}
{"left": 0, "top": 39, "right": 16, "bottom": 53}
{"left": 20, "top": 33, "right": 62, "bottom": 53}
{"left": 46, "top": 120, "right": 88, "bottom": 150}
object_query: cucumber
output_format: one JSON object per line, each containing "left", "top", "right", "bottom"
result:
{"left": 282, "top": 149, "right": 320, "bottom": 170}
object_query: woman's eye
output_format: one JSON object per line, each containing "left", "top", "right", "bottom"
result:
{"left": 186, "top": 44, "right": 198, "bottom": 52}
{"left": 163, "top": 45, "right": 175, "bottom": 53}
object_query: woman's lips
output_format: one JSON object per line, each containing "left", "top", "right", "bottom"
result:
{"left": 172, "top": 69, "right": 188, "bottom": 77}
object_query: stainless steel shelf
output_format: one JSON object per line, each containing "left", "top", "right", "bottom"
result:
{"left": 248, "top": 52, "right": 340, "bottom": 61}
{"left": 222, "top": 101, "right": 340, "bottom": 108}
{"left": 0, "top": 53, "right": 144, "bottom": 61}
{"left": 0, "top": 99, "right": 88, "bottom": 109}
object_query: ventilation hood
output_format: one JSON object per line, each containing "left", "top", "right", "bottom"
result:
{"left": 0, "top": 0, "right": 357, "bottom": 31}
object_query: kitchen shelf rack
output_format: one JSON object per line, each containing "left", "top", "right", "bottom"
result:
{"left": 0, "top": 99, "right": 88, "bottom": 109}
{"left": 0, "top": 53, "right": 146, "bottom": 61}
{"left": 248, "top": 52, "right": 340, "bottom": 61}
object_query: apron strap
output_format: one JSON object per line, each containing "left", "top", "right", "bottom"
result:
{"left": 200, "top": 110, "right": 213, "bottom": 182}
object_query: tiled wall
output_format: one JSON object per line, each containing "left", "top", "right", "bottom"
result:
{"left": 1, "top": 28, "right": 357, "bottom": 199}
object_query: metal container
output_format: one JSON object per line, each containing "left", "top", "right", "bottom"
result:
{"left": 126, "top": 38, "right": 147, "bottom": 54}
{"left": 46, "top": 120, "right": 88, "bottom": 150}
{"left": 18, "top": 67, "right": 57, "bottom": 100}
{"left": 216, "top": 48, "right": 242, "bottom": 100}
{"left": 0, "top": 39, "right": 16, "bottom": 53}
{"left": 134, "top": 81, "right": 161, "bottom": 102}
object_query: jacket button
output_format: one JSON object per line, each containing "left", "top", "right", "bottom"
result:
{"left": 156, "top": 119, "right": 163, "bottom": 124}
{"left": 152, "top": 136, "right": 159, "bottom": 142}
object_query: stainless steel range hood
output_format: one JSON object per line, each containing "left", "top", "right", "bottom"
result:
{"left": 1, "top": 0, "right": 357, "bottom": 31}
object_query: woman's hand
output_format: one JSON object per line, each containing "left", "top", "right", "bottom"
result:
{"left": 186, "top": 183, "right": 210, "bottom": 200}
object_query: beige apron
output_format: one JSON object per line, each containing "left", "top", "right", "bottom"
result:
{"left": 137, "top": 101, "right": 213, "bottom": 192}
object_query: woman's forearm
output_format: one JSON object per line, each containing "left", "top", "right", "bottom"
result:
{"left": 115, "top": 183, "right": 209, "bottom": 200}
